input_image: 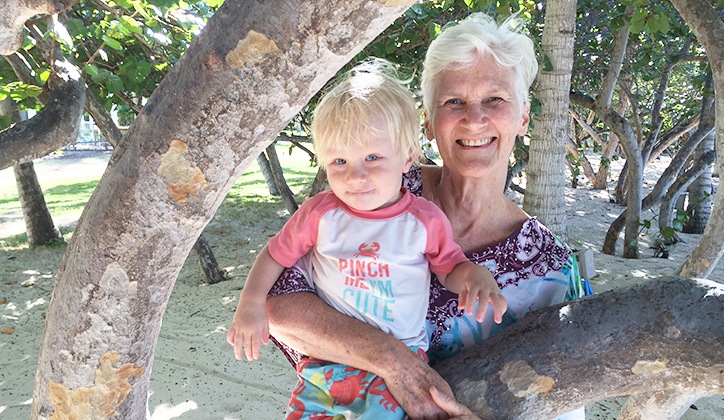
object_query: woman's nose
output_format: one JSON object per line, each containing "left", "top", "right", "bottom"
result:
{"left": 464, "top": 103, "right": 488, "bottom": 126}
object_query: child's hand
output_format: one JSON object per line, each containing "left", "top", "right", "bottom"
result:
{"left": 227, "top": 300, "right": 270, "bottom": 361}
{"left": 457, "top": 265, "right": 507, "bottom": 324}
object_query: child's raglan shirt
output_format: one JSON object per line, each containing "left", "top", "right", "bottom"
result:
{"left": 267, "top": 189, "right": 468, "bottom": 351}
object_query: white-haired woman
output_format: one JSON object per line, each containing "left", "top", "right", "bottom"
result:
{"left": 265, "top": 13, "right": 585, "bottom": 420}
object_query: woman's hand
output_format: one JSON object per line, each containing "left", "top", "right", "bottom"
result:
{"left": 430, "top": 386, "right": 481, "bottom": 420}
{"left": 380, "top": 343, "right": 455, "bottom": 420}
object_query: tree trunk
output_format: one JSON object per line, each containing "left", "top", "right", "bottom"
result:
{"left": 0, "top": 0, "right": 74, "bottom": 55}
{"left": 617, "top": 389, "right": 713, "bottom": 420}
{"left": 28, "top": 1, "right": 413, "bottom": 418}
{"left": 309, "top": 165, "right": 327, "bottom": 197}
{"left": 522, "top": 0, "right": 576, "bottom": 242}
{"left": 614, "top": 159, "right": 629, "bottom": 205}
{"left": 570, "top": 10, "right": 643, "bottom": 258}
{"left": 1, "top": 98, "right": 63, "bottom": 247}
{"left": 435, "top": 276, "right": 724, "bottom": 420}
{"left": 672, "top": 0, "right": 724, "bottom": 279}
{"left": 14, "top": 162, "right": 64, "bottom": 247}
{"left": 266, "top": 142, "right": 299, "bottom": 214}
{"left": 683, "top": 130, "right": 715, "bottom": 234}
{"left": 658, "top": 150, "right": 717, "bottom": 244}
{"left": 593, "top": 98, "right": 627, "bottom": 190}
{"left": 598, "top": 87, "right": 715, "bottom": 252}
{"left": 193, "top": 233, "right": 227, "bottom": 284}
{"left": 256, "top": 152, "right": 281, "bottom": 196}
{"left": 85, "top": 89, "right": 122, "bottom": 149}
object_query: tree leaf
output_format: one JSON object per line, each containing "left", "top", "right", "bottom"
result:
{"left": 135, "top": 61, "right": 152, "bottom": 79}
{"left": 85, "top": 64, "right": 99, "bottom": 79}
{"left": 36, "top": 69, "right": 51, "bottom": 85}
{"left": 122, "top": 16, "right": 143, "bottom": 35}
{"left": 106, "top": 74, "right": 124, "bottom": 94}
{"left": 102, "top": 35, "right": 123, "bottom": 51}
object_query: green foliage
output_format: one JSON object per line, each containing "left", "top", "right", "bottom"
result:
{"left": 0, "top": 82, "right": 43, "bottom": 101}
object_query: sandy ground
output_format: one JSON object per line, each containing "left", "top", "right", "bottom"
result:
{"left": 0, "top": 150, "right": 722, "bottom": 419}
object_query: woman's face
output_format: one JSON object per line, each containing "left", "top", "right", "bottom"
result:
{"left": 425, "top": 57, "right": 530, "bottom": 180}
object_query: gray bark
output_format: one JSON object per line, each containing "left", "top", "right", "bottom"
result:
{"left": 435, "top": 277, "right": 724, "bottom": 420}
{"left": 658, "top": 150, "right": 717, "bottom": 244}
{"left": 618, "top": 389, "right": 714, "bottom": 420}
{"left": 84, "top": 90, "right": 122, "bottom": 148}
{"left": 683, "top": 130, "right": 715, "bottom": 234}
{"left": 523, "top": 0, "right": 576, "bottom": 242}
{"left": 30, "top": 0, "right": 413, "bottom": 418}
{"left": 0, "top": 0, "right": 75, "bottom": 55}
{"left": 193, "top": 234, "right": 227, "bottom": 284}
{"left": 14, "top": 161, "right": 64, "bottom": 247}
{"left": 257, "top": 152, "right": 281, "bottom": 196}
{"left": 266, "top": 142, "right": 299, "bottom": 214}
{"left": 309, "top": 165, "right": 328, "bottom": 197}
{"left": 0, "top": 77, "right": 85, "bottom": 171}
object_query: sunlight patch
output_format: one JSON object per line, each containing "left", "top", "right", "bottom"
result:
{"left": 558, "top": 305, "right": 572, "bottom": 322}
{"left": 24, "top": 298, "right": 46, "bottom": 311}
{"left": 150, "top": 400, "right": 198, "bottom": 420}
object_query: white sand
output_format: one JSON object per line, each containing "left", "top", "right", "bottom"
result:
{"left": 0, "top": 151, "right": 722, "bottom": 419}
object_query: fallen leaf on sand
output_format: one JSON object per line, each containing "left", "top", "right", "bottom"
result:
{"left": 2, "top": 327, "right": 15, "bottom": 335}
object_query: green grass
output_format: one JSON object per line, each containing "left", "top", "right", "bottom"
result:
{"left": 0, "top": 145, "right": 319, "bottom": 247}
{"left": 0, "top": 177, "right": 100, "bottom": 220}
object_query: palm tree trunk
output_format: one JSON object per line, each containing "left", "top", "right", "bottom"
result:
{"left": 14, "top": 161, "right": 64, "bottom": 247}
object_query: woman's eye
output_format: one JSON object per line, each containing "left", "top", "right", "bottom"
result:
{"left": 366, "top": 155, "right": 379, "bottom": 161}
{"left": 445, "top": 98, "right": 463, "bottom": 106}
{"left": 333, "top": 158, "right": 346, "bottom": 165}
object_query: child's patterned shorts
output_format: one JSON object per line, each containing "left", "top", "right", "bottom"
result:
{"left": 285, "top": 347, "right": 428, "bottom": 420}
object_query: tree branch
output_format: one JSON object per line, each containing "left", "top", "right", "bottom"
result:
{"left": 436, "top": 277, "right": 724, "bottom": 420}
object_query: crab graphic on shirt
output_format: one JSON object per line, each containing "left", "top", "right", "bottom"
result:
{"left": 354, "top": 242, "right": 380, "bottom": 260}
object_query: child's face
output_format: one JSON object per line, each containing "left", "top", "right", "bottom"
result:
{"left": 321, "top": 115, "right": 414, "bottom": 211}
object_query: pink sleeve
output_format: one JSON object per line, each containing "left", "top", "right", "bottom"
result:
{"left": 267, "top": 191, "right": 333, "bottom": 267}
{"left": 411, "top": 198, "right": 469, "bottom": 275}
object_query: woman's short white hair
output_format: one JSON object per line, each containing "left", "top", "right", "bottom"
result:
{"left": 421, "top": 13, "right": 538, "bottom": 116}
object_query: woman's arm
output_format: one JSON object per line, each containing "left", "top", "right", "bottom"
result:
{"left": 266, "top": 291, "right": 455, "bottom": 420}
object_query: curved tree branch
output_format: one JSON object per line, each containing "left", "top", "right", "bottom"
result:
{"left": 436, "top": 276, "right": 724, "bottom": 420}
{"left": 0, "top": 75, "right": 85, "bottom": 171}
{"left": 0, "top": 0, "right": 75, "bottom": 55}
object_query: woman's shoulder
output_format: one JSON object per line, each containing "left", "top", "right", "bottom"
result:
{"left": 469, "top": 217, "right": 573, "bottom": 286}
{"left": 402, "top": 164, "right": 442, "bottom": 197}
{"left": 402, "top": 164, "right": 425, "bottom": 196}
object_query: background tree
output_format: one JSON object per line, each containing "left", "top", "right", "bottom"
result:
{"left": 522, "top": 0, "right": 576, "bottom": 241}
{"left": 671, "top": 0, "right": 724, "bottom": 278}
{"left": 682, "top": 130, "right": 715, "bottom": 234}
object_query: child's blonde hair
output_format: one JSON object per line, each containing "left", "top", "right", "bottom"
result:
{"left": 312, "top": 59, "right": 423, "bottom": 168}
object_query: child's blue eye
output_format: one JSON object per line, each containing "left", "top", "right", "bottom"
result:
{"left": 366, "top": 155, "right": 378, "bottom": 161}
{"left": 334, "top": 158, "right": 346, "bottom": 165}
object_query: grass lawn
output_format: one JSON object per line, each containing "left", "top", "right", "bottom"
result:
{"left": 0, "top": 144, "right": 319, "bottom": 247}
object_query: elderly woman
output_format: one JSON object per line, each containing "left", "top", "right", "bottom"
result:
{"left": 265, "top": 13, "right": 585, "bottom": 420}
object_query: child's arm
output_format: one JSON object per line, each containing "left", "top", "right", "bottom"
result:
{"left": 436, "top": 261, "right": 507, "bottom": 324}
{"left": 227, "top": 244, "right": 286, "bottom": 361}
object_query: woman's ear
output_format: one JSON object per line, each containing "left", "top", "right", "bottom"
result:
{"left": 423, "top": 111, "right": 434, "bottom": 140}
{"left": 518, "top": 102, "right": 531, "bottom": 136}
